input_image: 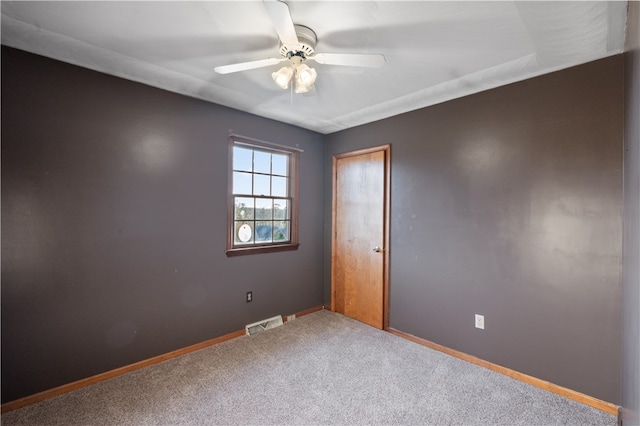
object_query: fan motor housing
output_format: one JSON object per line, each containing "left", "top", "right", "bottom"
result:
{"left": 280, "top": 25, "right": 316, "bottom": 58}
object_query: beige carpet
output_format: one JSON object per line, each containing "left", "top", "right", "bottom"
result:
{"left": 2, "top": 310, "right": 617, "bottom": 425}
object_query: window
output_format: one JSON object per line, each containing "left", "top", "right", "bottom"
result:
{"left": 226, "top": 135, "right": 299, "bottom": 256}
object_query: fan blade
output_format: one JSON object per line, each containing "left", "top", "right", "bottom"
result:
{"left": 263, "top": 0, "right": 299, "bottom": 46}
{"left": 310, "top": 53, "right": 386, "bottom": 68}
{"left": 214, "top": 58, "right": 285, "bottom": 74}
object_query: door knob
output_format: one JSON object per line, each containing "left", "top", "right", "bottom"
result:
{"left": 372, "top": 246, "right": 384, "bottom": 253}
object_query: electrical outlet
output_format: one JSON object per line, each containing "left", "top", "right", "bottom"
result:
{"left": 475, "top": 314, "right": 485, "bottom": 329}
{"left": 246, "top": 291, "right": 252, "bottom": 303}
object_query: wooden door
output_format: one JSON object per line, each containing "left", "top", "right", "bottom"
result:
{"left": 332, "top": 145, "right": 390, "bottom": 330}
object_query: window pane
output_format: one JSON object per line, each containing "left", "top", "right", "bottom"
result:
{"left": 272, "top": 176, "right": 287, "bottom": 197}
{"left": 272, "top": 154, "right": 288, "bottom": 176}
{"left": 254, "top": 151, "right": 271, "bottom": 174}
{"left": 255, "top": 198, "right": 273, "bottom": 220}
{"left": 273, "top": 221, "right": 289, "bottom": 241}
{"left": 273, "top": 200, "right": 288, "bottom": 219}
{"left": 228, "top": 138, "right": 298, "bottom": 254}
{"left": 235, "top": 221, "right": 254, "bottom": 244}
{"left": 235, "top": 197, "right": 254, "bottom": 220}
{"left": 233, "top": 147, "right": 253, "bottom": 172}
{"left": 254, "top": 174, "right": 270, "bottom": 196}
{"left": 233, "top": 172, "right": 252, "bottom": 195}
{"left": 255, "top": 221, "right": 272, "bottom": 243}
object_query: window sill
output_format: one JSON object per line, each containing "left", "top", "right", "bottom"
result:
{"left": 225, "top": 243, "right": 300, "bottom": 257}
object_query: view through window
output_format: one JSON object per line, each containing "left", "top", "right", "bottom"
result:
{"left": 227, "top": 136, "right": 299, "bottom": 255}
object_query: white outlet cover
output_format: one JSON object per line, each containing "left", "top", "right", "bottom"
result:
{"left": 475, "top": 314, "right": 485, "bottom": 330}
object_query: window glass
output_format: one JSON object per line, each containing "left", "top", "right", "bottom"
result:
{"left": 235, "top": 222, "right": 254, "bottom": 244}
{"left": 272, "top": 154, "right": 287, "bottom": 176}
{"left": 273, "top": 221, "right": 288, "bottom": 241}
{"left": 255, "top": 221, "right": 272, "bottom": 243}
{"left": 233, "top": 147, "right": 253, "bottom": 172}
{"left": 273, "top": 200, "right": 288, "bottom": 220}
{"left": 235, "top": 197, "right": 254, "bottom": 220}
{"left": 272, "top": 176, "right": 287, "bottom": 197}
{"left": 233, "top": 172, "right": 252, "bottom": 194}
{"left": 253, "top": 150, "right": 271, "bottom": 174}
{"left": 255, "top": 198, "right": 273, "bottom": 220}
{"left": 253, "top": 174, "right": 271, "bottom": 196}
{"left": 227, "top": 136, "right": 299, "bottom": 255}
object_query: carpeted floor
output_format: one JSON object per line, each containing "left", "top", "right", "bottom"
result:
{"left": 2, "top": 310, "right": 617, "bottom": 425}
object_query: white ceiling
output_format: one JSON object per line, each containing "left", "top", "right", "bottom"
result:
{"left": 1, "top": 1, "right": 629, "bottom": 134}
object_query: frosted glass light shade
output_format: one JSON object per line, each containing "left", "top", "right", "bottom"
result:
{"left": 272, "top": 66, "right": 293, "bottom": 89}
{"left": 294, "top": 64, "right": 317, "bottom": 93}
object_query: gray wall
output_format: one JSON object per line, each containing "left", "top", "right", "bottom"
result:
{"left": 1, "top": 46, "right": 325, "bottom": 403}
{"left": 623, "top": 1, "right": 640, "bottom": 424}
{"left": 325, "top": 56, "right": 624, "bottom": 404}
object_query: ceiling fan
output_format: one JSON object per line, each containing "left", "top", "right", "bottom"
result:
{"left": 214, "top": 0, "right": 386, "bottom": 94}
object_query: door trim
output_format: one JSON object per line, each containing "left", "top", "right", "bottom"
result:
{"left": 331, "top": 144, "right": 391, "bottom": 330}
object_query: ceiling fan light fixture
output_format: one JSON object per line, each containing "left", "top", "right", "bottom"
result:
{"left": 272, "top": 66, "right": 293, "bottom": 89}
{"left": 215, "top": 2, "right": 386, "bottom": 98}
{"left": 294, "top": 64, "right": 317, "bottom": 93}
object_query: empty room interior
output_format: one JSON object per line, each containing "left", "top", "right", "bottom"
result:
{"left": 2, "top": 1, "right": 640, "bottom": 424}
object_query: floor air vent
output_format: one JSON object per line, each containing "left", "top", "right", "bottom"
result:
{"left": 245, "top": 315, "right": 284, "bottom": 336}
